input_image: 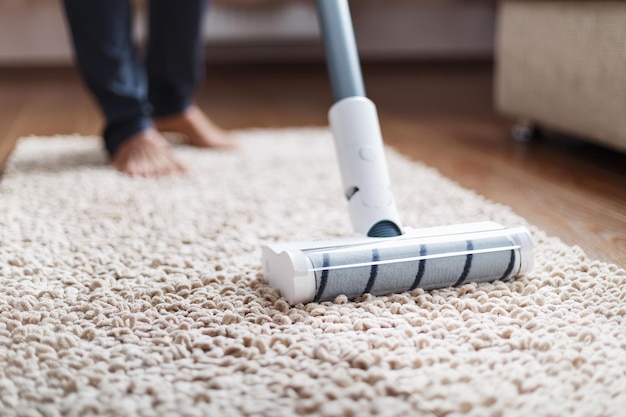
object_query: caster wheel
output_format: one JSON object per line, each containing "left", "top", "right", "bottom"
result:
{"left": 512, "top": 121, "right": 540, "bottom": 143}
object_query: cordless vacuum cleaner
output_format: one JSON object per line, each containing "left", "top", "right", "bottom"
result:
{"left": 262, "top": 0, "right": 534, "bottom": 304}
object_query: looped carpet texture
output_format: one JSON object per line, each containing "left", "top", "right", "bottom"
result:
{"left": 0, "top": 129, "right": 625, "bottom": 417}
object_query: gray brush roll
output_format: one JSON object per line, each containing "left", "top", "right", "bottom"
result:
{"left": 306, "top": 234, "right": 520, "bottom": 302}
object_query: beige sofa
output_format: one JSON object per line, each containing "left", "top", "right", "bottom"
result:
{"left": 495, "top": 1, "right": 626, "bottom": 152}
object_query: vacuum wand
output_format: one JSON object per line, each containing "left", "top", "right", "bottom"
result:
{"left": 317, "top": 0, "right": 402, "bottom": 238}
{"left": 261, "top": 0, "right": 534, "bottom": 304}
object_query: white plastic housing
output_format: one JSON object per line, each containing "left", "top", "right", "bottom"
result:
{"left": 262, "top": 234, "right": 371, "bottom": 304}
{"left": 328, "top": 96, "right": 402, "bottom": 235}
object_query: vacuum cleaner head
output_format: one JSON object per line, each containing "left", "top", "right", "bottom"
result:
{"left": 262, "top": 1, "right": 535, "bottom": 305}
{"left": 263, "top": 222, "right": 533, "bottom": 304}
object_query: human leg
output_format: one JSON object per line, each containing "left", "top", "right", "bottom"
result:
{"left": 62, "top": 0, "right": 152, "bottom": 156}
{"left": 146, "top": 0, "right": 208, "bottom": 117}
{"left": 147, "top": 0, "right": 235, "bottom": 148}
{"left": 63, "top": 0, "right": 185, "bottom": 175}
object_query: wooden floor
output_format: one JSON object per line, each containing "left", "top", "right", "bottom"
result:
{"left": 1, "top": 63, "right": 624, "bottom": 266}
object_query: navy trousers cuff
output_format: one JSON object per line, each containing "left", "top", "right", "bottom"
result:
{"left": 103, "top": 117, "right": 153, "bottom": 156}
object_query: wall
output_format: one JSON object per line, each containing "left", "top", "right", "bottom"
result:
{"left": 0, "top": 0, "right": 496, "bottom": 65}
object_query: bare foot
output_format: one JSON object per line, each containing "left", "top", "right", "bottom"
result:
{"left": 154, "top": 106, "right": 237, "bottom": 149}
{"left": 112, "top": 128, "right": 187, "bottom": 177}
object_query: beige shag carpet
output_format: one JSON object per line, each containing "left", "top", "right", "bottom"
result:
{"left": 1, "top": 129, "right": 625, "bottom": 417}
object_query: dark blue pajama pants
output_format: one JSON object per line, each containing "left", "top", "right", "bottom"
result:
{"left": 63, "top": 0, "right": 209, "bottom": 156}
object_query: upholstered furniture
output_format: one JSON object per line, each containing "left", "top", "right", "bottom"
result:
{"left": 495, "top": 1, "right": 626, "bottom": 152}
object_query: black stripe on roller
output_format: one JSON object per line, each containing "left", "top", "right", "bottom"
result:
{"left": 313, "top": 253, "right": 330, "bottom": 302}
{"left": 362, "top": 249, "right": 380, "bottom": 295}
{"left": 499, "top": 249, "right": 516, "bottom": 281}
{"left": 409, "top": 244, "right": 427, "bottom": 291}
{"left": 454, "top": 240, "right": 474, "bottom": 286}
